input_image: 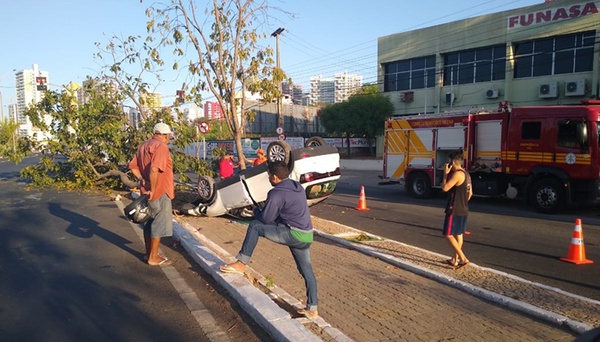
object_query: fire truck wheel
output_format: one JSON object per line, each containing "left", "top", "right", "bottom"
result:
{"left": 531, "top": 178, "right": 564, "bottom": 214}
{"left": 407, "top": 172, "right": 433, "bottom": 199}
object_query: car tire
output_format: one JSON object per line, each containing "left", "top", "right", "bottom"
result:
{"left": 305, "top": 136, "right": 326, "bottom": 147}
{"left": 267, "top": 140, "right": 291, "bottom": 165}
{"left": 197, "top": 175, "right": 216, "bottom": 204}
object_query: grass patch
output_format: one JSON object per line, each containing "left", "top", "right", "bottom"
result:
{"left": 346, "top": 233, "right": 382, "bottom": 242}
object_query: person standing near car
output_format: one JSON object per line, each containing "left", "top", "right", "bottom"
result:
{"left": 252, "top": 148, "right": 267, "bottom": 166}
{"left": 219, "top": 150, "right": 238, "bottom": 179}
{"left": 220, "top": 161, "right": 319, "bottom": 319}
{"left": 128, "top": 123, "right": 175, "bottom": 266}
{"left": 441, "top": 151, "right": 472, "bottom": 269}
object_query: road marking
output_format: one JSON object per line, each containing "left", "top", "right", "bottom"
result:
{"left": 115, "top": 200, "right": 232, "bottom": 342}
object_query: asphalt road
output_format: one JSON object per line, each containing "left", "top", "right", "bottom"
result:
{"left": 0, "top": 155, "right": 273, "bottom": 342}
{"left": 310, "top": 170, "right": 600, "bottom": 302}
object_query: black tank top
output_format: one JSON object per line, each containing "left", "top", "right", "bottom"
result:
{"left": 445, "top": 169, "right": 471, "bottom": 216}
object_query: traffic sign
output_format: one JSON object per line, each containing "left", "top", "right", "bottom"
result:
{"left": 278, "top": 134, "right": 286, "bottom": 140}
{"left": 276, "top": 126, "right": 284, "bottom": 134}
{"left": 198, "top": 122, "right": 210, "bottom": 134}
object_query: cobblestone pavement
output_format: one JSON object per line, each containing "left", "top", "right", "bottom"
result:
{"left": 175, "top": 213, "right": 598, "bottom": 341}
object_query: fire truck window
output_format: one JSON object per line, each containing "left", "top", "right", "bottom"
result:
{"left": 597, "top": 122, "right": 600, "bottom": 147}
{"left": 521, "top": 122, "right": 541, "bottom": 140}
{"left": 557, "top": 121, "right": 580, "bottom": 148}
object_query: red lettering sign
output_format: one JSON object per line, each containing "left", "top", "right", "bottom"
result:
{"left": 507, "top": 1, "right": 598, "bottom": 29}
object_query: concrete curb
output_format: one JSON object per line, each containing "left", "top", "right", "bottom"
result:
{"left": 173, "top": 220, "right": 322, "bottom": 342}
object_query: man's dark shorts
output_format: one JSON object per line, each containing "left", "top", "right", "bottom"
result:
{"left": 442, "top": 214, "right": 468, "bottom": 236}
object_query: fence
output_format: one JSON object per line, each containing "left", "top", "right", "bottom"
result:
{"left": 182, "top": 137, "right": 373, "bottom": 160}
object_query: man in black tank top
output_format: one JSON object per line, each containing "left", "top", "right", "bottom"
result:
{"left": 441, "top": 151, "right": 472, "bottom": 269}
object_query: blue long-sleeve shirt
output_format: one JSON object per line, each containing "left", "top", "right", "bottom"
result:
{"left": 254, "top": 178, "right": 313, "bottom": 232}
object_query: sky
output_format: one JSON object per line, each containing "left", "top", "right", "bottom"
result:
{"left": 0, "top": 0, "right": 544, "bottom": 117}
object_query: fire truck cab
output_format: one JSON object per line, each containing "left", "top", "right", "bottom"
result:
{"left": 383, "top": 100, "right": 600, "bottom": 213}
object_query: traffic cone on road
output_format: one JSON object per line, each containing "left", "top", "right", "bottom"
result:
{"left": 355, "top": 185, "right": 369, "bottom": 211}
{"left": 560, "top": 218, "right": 593, "bottom": 265}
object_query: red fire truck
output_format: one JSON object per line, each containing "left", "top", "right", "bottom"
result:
{"left": 382, "top": 100, "right": 600, "bottom": 213}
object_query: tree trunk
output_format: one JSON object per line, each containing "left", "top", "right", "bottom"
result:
{"left": 345, "top": 132, "right": 351, "bottom": 159}
{"left": 98, "top": 169, "right": 140, "bottom": 189}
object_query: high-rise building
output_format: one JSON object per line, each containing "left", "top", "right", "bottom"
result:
{"left": 309, "top": 76, "right": 335, "bottom": 105}
{"left": 334, "top": 71, "right": 363, "bottom": 103}
{"left": 14, "top": 64, "right": 51, "bottom": 140}
{"left": 281, "top": 81, "right": 303, "bottom": 105}
{"left": 204, "top": 101, "right": 224, "bottom": 119}
{"left": 309, "top": 72, "right": 362, "bottom": 105}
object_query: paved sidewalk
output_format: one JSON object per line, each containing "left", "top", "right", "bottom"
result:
{"left": 172, "top": 211, "right": 598, "bottom": 341}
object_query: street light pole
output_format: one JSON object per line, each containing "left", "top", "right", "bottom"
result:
{"left": 271, "top": 27, "right": 285, "bottom": 128}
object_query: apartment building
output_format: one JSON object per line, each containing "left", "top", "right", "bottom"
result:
{"left": 309, "top": 72, "right": 363, "bottom": 105}
{"left": 14, "top": 64, "right": 51, "bottom": 140}
{"left": 334, "top": 71, "right": 363, "bottom": 103}
{"left": 204, "top": 101, "right": 224, "bottom": 120}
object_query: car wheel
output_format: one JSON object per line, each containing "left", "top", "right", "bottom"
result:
{"left": 407, "top": 172, "right": 433, "bottom": 199}
{"left": 197, "top": 175, "right": 216, "bottom": 204}
{"left": 305, "top": 136, "right": 326, "bottom": 147}
{"left": 531, "top": 178, "right": 564, "bottom": 214}
{"left": 267, "top": 140, "right": 291, "bottom": 165}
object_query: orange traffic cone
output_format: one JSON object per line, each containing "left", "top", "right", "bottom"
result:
{"left": 560, "top": 218, "right": 593, "bottom": 265}
{"left": 355, "top": 185, "right": 369, "bottom": 211}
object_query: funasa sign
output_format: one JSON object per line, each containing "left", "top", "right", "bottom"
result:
{"left": 508, "top": 1, "right": 599, "bottom": 29}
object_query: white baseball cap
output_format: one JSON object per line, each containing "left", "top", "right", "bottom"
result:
{"left": 153, "top": 123, "right": 172, "bottom": 134}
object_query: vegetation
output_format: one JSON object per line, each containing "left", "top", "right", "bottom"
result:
{"left": 319, "top": 84, "right": 394, "bottom": 156}
{"left": 0, "top": 119, "right": 32, "bottom": 163}
{"left": 144, "top": 0, "right": 286, "bottom": 169}
{"left": 1, "top": 0, "right": 287, "bottom": 192}
{"left": 19, "top": 82, "right": 210, "bottom": 191}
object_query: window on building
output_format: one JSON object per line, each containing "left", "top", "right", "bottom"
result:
{"left": 443, "top": 45, "right": 506, "bottom": 85}
{"left": 521, "top": 122, "right": 541, "bottom": 140}
{"left": 514, "top": 31, "right": 595, "bottom": 78}
{"left": 383, "top": 56, "right": 436, "bottom": 92}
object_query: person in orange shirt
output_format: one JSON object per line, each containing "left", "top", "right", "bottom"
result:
{"left": 253, "top": 148, "right": 267, "bottom": 166}
{"left": 128, "top": 123, "right": 175, "bottom": 266}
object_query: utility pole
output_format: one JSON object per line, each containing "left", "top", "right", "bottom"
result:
{"left": 271, "top": 27, "right": 285, "bottom": 128}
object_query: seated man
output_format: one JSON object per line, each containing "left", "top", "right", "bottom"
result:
{"left": 220, "top": 161, "right": 319, "bottom": 319}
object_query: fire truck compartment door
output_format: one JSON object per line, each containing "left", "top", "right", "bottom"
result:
{"left": 436, "top": 127, "right": 465, "bottom": 149}
{"left": 475, "top": 120, "right": 502, "bottom": 165}
{"left": 385, "top": 128, "right": 433, "bottom": 179}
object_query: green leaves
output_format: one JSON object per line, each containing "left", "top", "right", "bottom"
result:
{"left": 319, "top": 87, "right": 394, "bottom": 154}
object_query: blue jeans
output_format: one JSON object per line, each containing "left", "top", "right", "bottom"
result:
{"left": 236, "top": 220, "right": 318, "bottom": 310}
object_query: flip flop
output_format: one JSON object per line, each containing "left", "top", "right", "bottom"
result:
{"left": 149, "top": 258, "right": 173, "bottom": 266}
{"left": 443, "top": 259, "right": 458, "bottom": 267}
{"left": 220, "top": 265, "right": 244, "bottom": 275}
{"left": 297, "top": 308, "right": 319, "bottom": 319}
{"left": 454, "top": 261, "right": 470, "bottom": 269}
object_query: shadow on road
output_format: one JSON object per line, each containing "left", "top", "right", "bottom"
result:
{"left": 48, "top": 202, "right": 144, "bottom": 261}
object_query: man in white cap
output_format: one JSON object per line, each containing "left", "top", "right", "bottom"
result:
{"left": 128, "top": 122, "right": 175, "bottom": 266}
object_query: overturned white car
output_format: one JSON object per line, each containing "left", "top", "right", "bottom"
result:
{"left": 184, "top": 137, "right": 341, "bottom": 217}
